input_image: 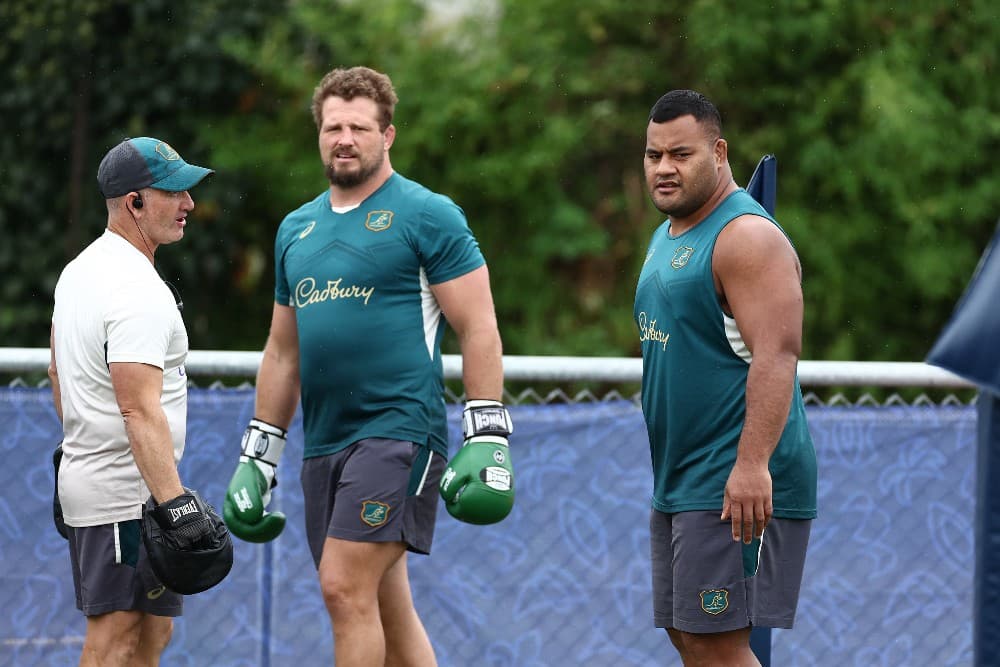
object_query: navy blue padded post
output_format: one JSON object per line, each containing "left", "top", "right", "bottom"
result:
{"left": 927, "top": 220, "right": 1000, "bottom": 666}
{"left": 927, "top": 221, "right": 1000, "bottom": 395}
{"left": 927, "top": 226, "right": 1000, "bottom": 667}
{"left": 975, "top": 393, "right": 1000, "bottom": 666}
{"left": 745, "top": 154, "right": 777, "bottom": 667}
{"left": 745, "top": 154, "right": 776, "bottom": 217}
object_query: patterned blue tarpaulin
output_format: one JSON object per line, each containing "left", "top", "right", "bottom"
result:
{"left": 1, "top": 387, "right": 975, "bottom": 666}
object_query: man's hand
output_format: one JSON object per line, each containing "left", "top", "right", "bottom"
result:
{"left": 142, "top": 488, "right": 233, "bottom": 594}
{"left": 52, "top": 443, "right": 68, "bottom": 539}
{"left": 148, "top": 489, "right": 223, "bottom": 551}
{"left": 721, "top": 460, "right": 773, "bottom": 543}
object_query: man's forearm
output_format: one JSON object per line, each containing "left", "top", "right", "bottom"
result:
{"left": 49, "top": 328, "right": 62, "bottom": 423}
{"left": 125, "top": 408, "right": 184, "bottom": 503}
{"left": 737, "top": 351, "right": 797, "bottom": 464}
{"left": 254, "top": 348, "right": 301, "bottom": 429}
{"left": 49, "top": 370, "right": 63, "bottom": 423}
{"left": 458, "top": 326, "right": 503, "bottom": 401}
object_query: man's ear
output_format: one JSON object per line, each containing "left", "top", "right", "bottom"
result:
{"left": 715, "top": 137, "right": 728, "bottom": 165}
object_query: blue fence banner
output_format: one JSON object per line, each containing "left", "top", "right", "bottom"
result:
{"left": 2, "top": 387, "right": 975, "bottom": 666}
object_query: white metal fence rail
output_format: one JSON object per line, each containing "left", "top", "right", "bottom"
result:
{"left": 0, "top": 347, "right": 972, "bottom": 387}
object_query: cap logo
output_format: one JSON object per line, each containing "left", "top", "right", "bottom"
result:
{"left": 155, "top": 142, "right": 181, "bottom": 161}
{"left": 365, "top": 210, "right": 393, "bottom": 232}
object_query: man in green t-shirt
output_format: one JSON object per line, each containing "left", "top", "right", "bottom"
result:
{"left": 223, "top": 66, "right": 515, "bottom": 666}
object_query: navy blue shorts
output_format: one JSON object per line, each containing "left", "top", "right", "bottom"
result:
{"left": 300, "top": 438, "right": 445, "bottom": 568}
{"left": 67, "top": 520, "right": 183, "bottom": 617}
{"left": 650, "top": 509, "right": 811, "bottom": 633}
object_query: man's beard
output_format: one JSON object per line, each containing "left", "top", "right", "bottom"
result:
{"left": 652, "top": 173, "right": 715, "bottom": 219}
{"left": 654, "top": 192, "right": 702, "bottom": 219}
{"left": 325, "top": 150, "right": 384, "bottom": 188}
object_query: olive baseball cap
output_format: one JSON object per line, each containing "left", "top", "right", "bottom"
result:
{"left": 97, "top": 137, "right": 214, "bottom": 198}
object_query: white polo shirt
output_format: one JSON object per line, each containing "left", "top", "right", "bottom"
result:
{"left": 53, "top": 229, "right": 188, "bottom": 526}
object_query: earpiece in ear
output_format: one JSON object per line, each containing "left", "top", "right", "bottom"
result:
{"left": 133, "top": 195, "right": 143, "bottom": 209}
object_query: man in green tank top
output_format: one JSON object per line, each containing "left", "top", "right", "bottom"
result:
{"left": 634, "top": 89, "right": 817, "bottom": 665}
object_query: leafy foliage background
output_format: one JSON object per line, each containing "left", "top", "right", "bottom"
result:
{"left": 2, "top": 0, "right": 998, "bottom": 361}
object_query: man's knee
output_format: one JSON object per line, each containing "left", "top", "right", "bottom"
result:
{"left": 672, "top": 627, "right": 755, "bottom": 667}
{"left": 137, "top": 616, "right": 173, "bottom": 658}
{"left": 666, "top": 627, "right": 685, "bottom": 653}
{"left": 319, "top": 538, "right": 405, "bottom": 620}
{"left": 83, "top": 612, "right": 143, "bottom": 664}
{"left": 319, "top": 566, "right": 375, "bottom": 621}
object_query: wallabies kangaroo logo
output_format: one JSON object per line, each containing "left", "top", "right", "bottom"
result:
{"left": 360, "top": 500, "right": 390, "bottom": 527}
{"left": 700, "top": 589, "right": 729, "bottom": 615}
{"left": 365, "top": 211, "right": 393, "bottom": 232}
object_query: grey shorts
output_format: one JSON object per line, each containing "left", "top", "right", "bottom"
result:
{"left": 300, "top": 438, "right": 445, "bottom": 568}
{"left": 66, "top": 520, "right": 183, "bottom": 617}
{"left": 650, "top": 509, "right": 811, "bottom": 633}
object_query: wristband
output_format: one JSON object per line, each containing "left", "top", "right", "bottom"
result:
{"left": 240, "top": 418, "right": 287, "bottom": 467}
{"left": 462, "top": 400, "right": 513, "bottom": 439}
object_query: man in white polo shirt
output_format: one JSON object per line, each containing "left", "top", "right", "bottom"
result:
{"left": 48, "top": 137, "right": 220, "bottom": 667}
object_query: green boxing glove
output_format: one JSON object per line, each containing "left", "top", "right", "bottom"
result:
{"left": 223, "top": 419, "right": 287, "bottom": 543}
{"left": 440, "top": 400, "right": 515, "bottom": 525}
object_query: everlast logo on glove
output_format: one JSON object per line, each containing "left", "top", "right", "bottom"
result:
{"left": 168, "top": 499, "right": 200, "bottom": 523}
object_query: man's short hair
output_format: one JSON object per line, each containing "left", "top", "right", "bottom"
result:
{"left": 311, "top": 66, "right": 399, "bottom": 131}
{"left": 648, "top": 90, "right": 723, "bottom": 138}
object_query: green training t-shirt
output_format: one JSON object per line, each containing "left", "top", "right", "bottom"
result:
{"left": 274, "top": 173, "right": 484, "bottom": 458}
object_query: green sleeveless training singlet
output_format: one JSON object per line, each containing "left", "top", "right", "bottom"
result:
{"left": 634, "top": 189, "right": 817, "bottom": 518}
